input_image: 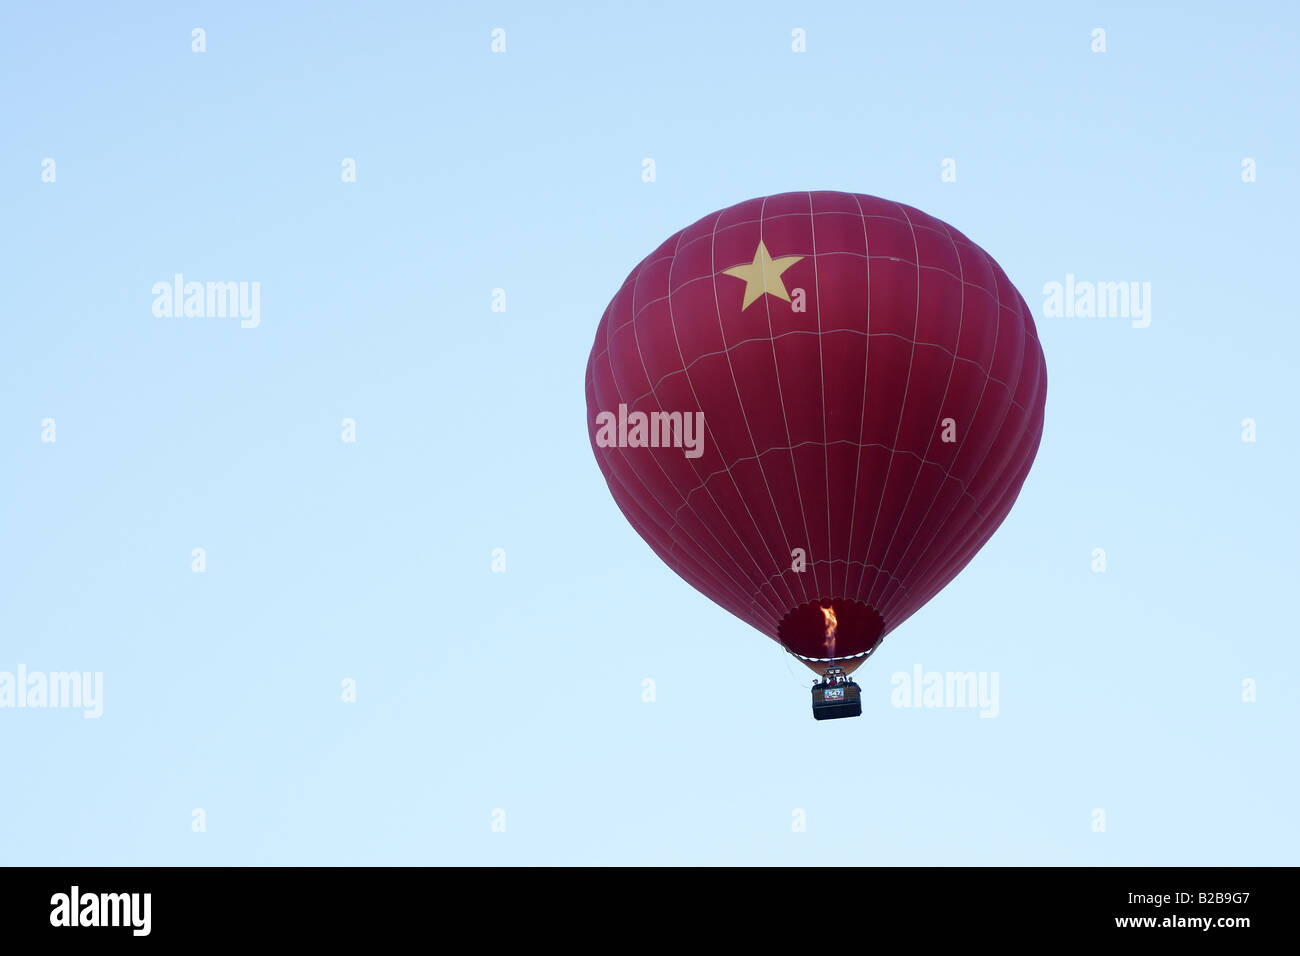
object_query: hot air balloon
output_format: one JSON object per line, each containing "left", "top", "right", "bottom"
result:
{"left": 585, "top": 191, "right": 1046, "bottom": 718}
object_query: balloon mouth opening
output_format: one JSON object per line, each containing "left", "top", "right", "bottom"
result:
{"left": 777, "top": 598, "right": 884, "bottom": 664}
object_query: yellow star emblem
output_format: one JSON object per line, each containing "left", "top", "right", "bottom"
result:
{"left": 722, "top": 241, "right": 804, "bottom": 310}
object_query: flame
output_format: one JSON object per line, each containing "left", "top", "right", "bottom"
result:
{"left": 820, "top": 604, "right": 838, "bottom": 654}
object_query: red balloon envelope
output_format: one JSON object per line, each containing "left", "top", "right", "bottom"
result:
{"left": 585, "top": 192, "right": 1046, "bottom": 674}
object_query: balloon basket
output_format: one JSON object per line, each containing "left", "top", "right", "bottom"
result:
{"left": 811, "top": 666, "right": 862, "bottom": 720}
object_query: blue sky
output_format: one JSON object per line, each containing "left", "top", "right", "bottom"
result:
{"left": 2, "top": 1, "right": 1296, "bottom": 864}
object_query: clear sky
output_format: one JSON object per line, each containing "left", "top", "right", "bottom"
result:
{"left": 2, "top": 1, "right": 1296, "bottom": 865}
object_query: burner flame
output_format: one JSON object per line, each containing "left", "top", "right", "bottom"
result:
{"left": 820, "top": 604, "right": 838, "bottom": 655}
